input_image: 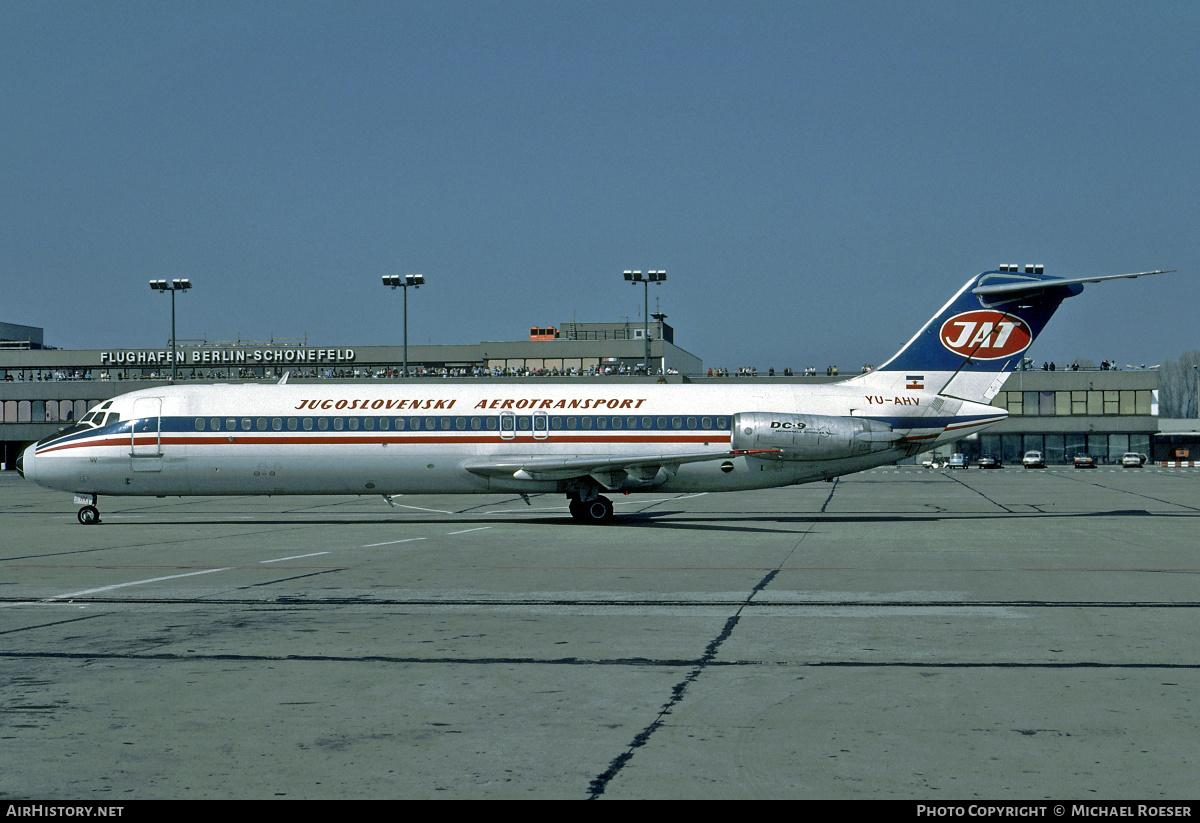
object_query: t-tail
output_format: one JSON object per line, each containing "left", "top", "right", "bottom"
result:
{"left": 846, "top": 264, "right": 1176, "bottom": 448}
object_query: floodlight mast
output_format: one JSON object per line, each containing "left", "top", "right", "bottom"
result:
{"left": 382, "top": 274, "right": 425, "bottom": 377}
{"left": 623, "top": 270, "right": 666, "bottom": 374}
{"left": 149, "top": 278, "right": 192, "bottom": 383}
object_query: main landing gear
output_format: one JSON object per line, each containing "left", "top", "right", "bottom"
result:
{"left": 568, "top": 495, "right": 614, "bottom": 524}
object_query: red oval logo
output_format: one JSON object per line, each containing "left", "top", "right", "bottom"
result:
{"left": 938, "top": 310, "right": 1032, "bottom": 360}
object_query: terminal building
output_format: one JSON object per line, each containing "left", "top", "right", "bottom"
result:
{"left": 0, "top": 318, "right": 702, "bottom": 467}
{"left": 3, "top": 318, "right": 1196, "bottom": 470}
{"left": 941, "top": 368, "right": 1162, "bottom": 466}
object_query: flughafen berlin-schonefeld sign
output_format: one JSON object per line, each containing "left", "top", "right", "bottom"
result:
{"left": 98, "top": 348, "right": 356, "bottom": 366}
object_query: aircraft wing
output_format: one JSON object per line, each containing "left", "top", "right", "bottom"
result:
{"left": 464, "top": 449, "right": 781, "bottom": 486}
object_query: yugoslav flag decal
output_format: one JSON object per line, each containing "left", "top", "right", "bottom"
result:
{"left": 939, "top": 310, "right": 1033, "bottom": 360}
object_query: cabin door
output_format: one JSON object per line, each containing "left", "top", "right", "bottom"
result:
{"left": 130, "top": 396, "right": 163, "bottom": 471}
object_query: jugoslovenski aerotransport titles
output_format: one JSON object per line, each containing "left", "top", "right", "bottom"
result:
{"left": 18, "top": 265, "right": 1176, "bottom": 525}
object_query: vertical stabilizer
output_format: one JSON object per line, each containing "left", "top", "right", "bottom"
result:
{"left": 850, "top": 266, "right": 1081, "bottom": 404}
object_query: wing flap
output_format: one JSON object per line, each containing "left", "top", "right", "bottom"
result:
{"left": 464, "top": 449, "right": 780, "bottom": 482}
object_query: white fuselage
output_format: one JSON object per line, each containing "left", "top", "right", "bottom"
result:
{"left": 20, "top": 377, "right": 1002, "bottom": 500}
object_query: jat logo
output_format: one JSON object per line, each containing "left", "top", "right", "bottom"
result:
{"left": 939, "top": 310, "right": 1032, "bottom": 360}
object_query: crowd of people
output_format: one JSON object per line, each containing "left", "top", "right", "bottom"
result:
{"left": 4, "top": 364, "right": 684, "bottom": 382}
{"left": 1029, "top": 359, "right": 1126, "bottom": 372}
{"left": 6, "top": 359, "right": 1142, "bottom": 382}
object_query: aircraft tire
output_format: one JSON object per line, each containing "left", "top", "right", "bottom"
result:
{"left": 581, "top": 496, "right": 614, "bottom": 524}
{"left": 569, "top": 496, "right": 614, "bottom": 523}
{"left": 77, "top": 505, "right": 101, "bottom": 525}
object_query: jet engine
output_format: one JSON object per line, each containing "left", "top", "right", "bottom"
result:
{"left": 730, "top": 412, "right": 900, "bottom": 461}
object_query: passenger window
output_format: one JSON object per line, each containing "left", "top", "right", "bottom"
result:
{"left": 349, "top": 418, "right": 359, "bottom": 430}
{"left": 272, "top": 418, "right": 282, "bottom": 431}
{"left": 363, "top": 417, "right": 374, "bottom": 430}
{"left": 256, "top": 418, "right": 268, "bottom": 431}
{"left": 334, "top": 418, "right": 344, "bottom": 431}
{"left": 303, "top": 418, "right": 313, "bottom": 430}
{"left": 241, "top": 418, "right": 252, "bottom": 431}
{"left": 211, "top": 418, "right": 220, "bottom": 431}
{"left": 195, "top": 418, "right": 205, "bottom": 431}
{"left": 318, "top": 418, "right": 329, "bottom": 430}
{"left": 287, "top": 418, "right": 298, "bottom": 430}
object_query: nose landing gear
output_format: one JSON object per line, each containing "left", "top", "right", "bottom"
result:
{"left": 74, "top": 494, "right": 102, "bottom": 525}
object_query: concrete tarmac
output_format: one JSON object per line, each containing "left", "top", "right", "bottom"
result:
{"left": 2, "top": 465, "right": 1199, "bottom": 799}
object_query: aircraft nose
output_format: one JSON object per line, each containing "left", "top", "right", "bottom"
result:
{"left": 16, "top": 444, "right": 30, "bottom": 479}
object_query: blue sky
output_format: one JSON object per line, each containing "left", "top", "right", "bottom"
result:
{"left": 3, "top": 1, "right": 1197, "bottom": 372}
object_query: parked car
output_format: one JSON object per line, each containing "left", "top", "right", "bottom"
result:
{"left": 1022, "top": 450, "right": 1045, "bottom": 469}
{"left": 947, "top": 453, "right": 969, "bottom": 469}
{"left": 978, "top": 454, "right": 1003, "bottom": 469}
{"left": 1073, "top": 454, "right": 1097, "bottom": 469}
{"left": 1121, "top": 452, "right": 1146, "bottom": 467}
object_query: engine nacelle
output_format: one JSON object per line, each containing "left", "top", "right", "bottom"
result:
{"left": 730, "top": 412, "right": 899, "bottom": 461}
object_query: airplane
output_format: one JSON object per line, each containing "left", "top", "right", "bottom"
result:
{"left": 17, "top": 265, "right": 1175, "bottom": 525}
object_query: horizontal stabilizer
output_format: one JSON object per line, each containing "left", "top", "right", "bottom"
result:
{"left": 971, "top": 270, "right": 1175, "bottom": 298}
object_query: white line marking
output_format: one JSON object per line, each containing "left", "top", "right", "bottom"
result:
{"left": 260, "top": 552, "right": 330, "bottom": 564}
{"left": 447, "top": 526, "right": 492, "bottom": 535}
{"left": 46, "top": 567, "right": 233, "bottom": 601}
{"left": 361, "top": 538, "right": 428, "bottom": 547}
